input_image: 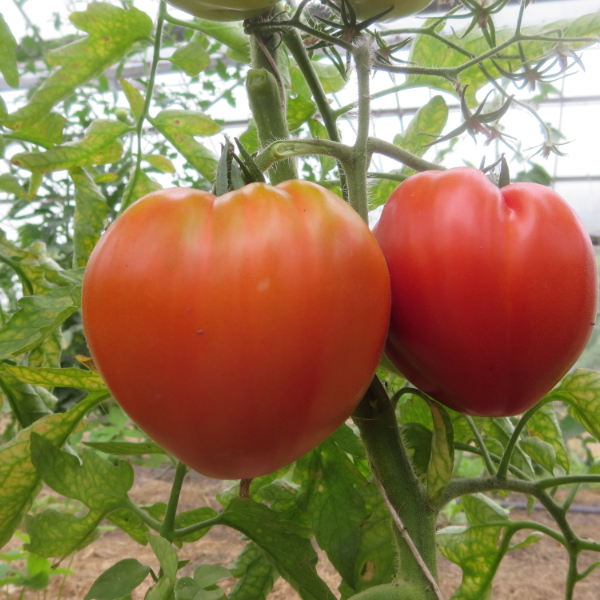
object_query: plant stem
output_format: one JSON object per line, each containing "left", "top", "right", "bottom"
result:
{"left": 343, "top": 39, "right": 372, "bottom": 222}
{"left": 160, "top": 461, "right": 188, "bottom": 542}
{"left": 465, "top": 416, "right": 496, "bottom": 476}
{"left": 282, "top": 28, "right": 348, "bottom": 196}
{"left": 496, "top": 399, "right": 552, "bottom": 479}
{"left": 123, "top": 499, "right": 164, "bottom": 532}
{"left": 353, "top": 378, "right": 439, "bottom": 599}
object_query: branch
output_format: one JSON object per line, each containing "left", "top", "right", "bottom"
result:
{"left": 368, "top": 138, "right": 446, "bottom": 172}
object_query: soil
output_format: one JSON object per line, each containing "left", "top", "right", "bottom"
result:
{"left": 5, "top": 467, "right": 600, "bottom": 600}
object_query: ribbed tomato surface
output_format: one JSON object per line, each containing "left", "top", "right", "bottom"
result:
{"left": 83, "top": 181, "right": 391, "bottom": 478}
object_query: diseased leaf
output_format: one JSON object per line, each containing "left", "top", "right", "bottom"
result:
{"left": 552, "top": 370, "right": 600, "bottom": 441}
{"left": 145, "top": 154, "right": 176, "bottom": 174}
{"left": 27, "top": 434, "right": 135, "bottom": 558}
{"left": 228, "top": 542, "right": 279, "bottom": 600}
{"left": 220, "top": 499, "right": 336, "bottom": 600}
{"left": 151, "top": 110, "right": 220, "bottom": 180}
{"left": 70, "top": 167, "right": 109, "bottom": 268}
{"left": 287, "top": 95, "right": 316, "bottom": 131}
{"left": 2, "top": 364, "right": 106, "bottom": 391}
{"left": 0, "top": 285, "right": 81, "bottom": 359}
{"left": 120, "top": 79, "right": 145, "bottom": 122}
{"left": 0, "top": 174, "right": 28, "bottom": 200}
{"left": 0, "top": 392, "right": 107, "bottom": 549}
{"left": 11, "top": 120, "right": 128, "bottom": 174}
{"left": 527, "top": 403, "right": 569, "bottom": 472}
{"left": 83, "top": 441, "right": 165, "bottom": 456}
{"left": 0, "top": 365, "right": 52, "bottom": 428}
{"left": 0, "top": 3, "right": 153, "bottom": 129}
{"left": 426, "top": 401, "right": 454, "bottom": 504}
{"left": 520, "top": 437, "right": 556, "bottom": 473}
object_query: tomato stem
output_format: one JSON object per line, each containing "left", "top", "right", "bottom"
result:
{"left": 160, "top": 461, "right": 189, "bottom": 541}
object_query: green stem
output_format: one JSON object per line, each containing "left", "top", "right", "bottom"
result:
{"left": 536, "top": 475, "right": 600, "bottom": 489}
{"left": 344, "top": 39, "right": 372, "bottom": 222}
{"left": 454, "top": 442, "right": 531, "bottom": 480}
{"left": 496, "top": 398, "right": 552, "bottom": 479}
{"left": 353, "top": 378, "right": 438, "bottom": 599}
{"left": 174, "top": 515, "right": 223, "bottom": 539}
{"left": 123, "top": 499, "right": 165, "bottom": 532}
{"left": 160, "top": 461, "right": 188, "bottom": 542}
{"left": 282, "top": 28, "right": 348, "bottom": 197}
{"left": 367, "top": 138, "right": 445, "bottom": 173}
{"left": 465, "top": 416, "right": 496, "bottom": 476}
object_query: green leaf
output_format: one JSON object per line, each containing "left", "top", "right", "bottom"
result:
{"left": 107, "top": 508, "right": 149, "bottom": 546}
{"left": 0, "top": 392, "right": 106, "bottom": 549}
{"left": 483, "top": 418, "right": 534, "bottom": 479}
{"left": 527, "top": 403, "right": 569, "bottom": 472}
{"left": 394, "top": 96, "right": 448, "bottom": 160}
{"left": 397, "top": 393, "right": 433, "bottom": 430}
{"left": 228, "top": 542, "right": 278, "bottom": 600}
{"left": 70, "top": 167, "right": 110, "bottom": 268}
{"left": 30, "top": 434, "right": 134, "bottom": 509}
{"left": 220, "top": 498, "right": 336, "bottom": 600}
{"left": 7, "top": 113, "right": 66, "bottom": 148}
{"left": 308, "top": 119, "right": 336, "bottom": 177}
{"left": 174, "top": 506, "right": 219, "bottom": 545}
{"left": 170, "top": 42, "right": 211, "bottom": 76}
{"left": 400, "top": 422, "right": 432, "bottom": 477}
{"left": 0, "top": 285, "right": 81, "bottom": 359}
{"left": 151, "top": 110, "right": 220, "bottom": 180}
{"left": 0, "top": 14, "right": 19, "bottom": 89}
{"left": 12, "top": 120, "right": 128, "bottom": 174}
{"left": 27, "top": 434, "right": 134, "bottom": 557}
{"left": 84, "top": 559, "right": 151, "bottom": 600}
{"left": 239, "top": 121, "right": 259, "bottom": 155}
{"left": 330, "top": 424, "right": 366, "bottom": 460}
{"left": 83, "top": 441, "right": 166, "bottom": 456}
{"left": 295, "top": 438, "right": 368, "bottom": 586}
{"left": 190, "top": 20, "right": 250, "bottom": 63}
{"left": 520, "top": 437, "right": 556, "bottom": 473}
{"left": 312, "top": 61, "right": 346, "bottom": 94}
{"left": 121, "top": 166, "right": 162, "bottom": 212}
{"left": 0, "top": 366, "right": 52, "bottom": 427}
{"left": 437, "top": 495, "right": 509, "bottom": 600}
{"left": 287, "top": 95, "right": 316, "bottom": 131}
{"left": 552, "top": 370, "right": 600, "bottom": 440}
{"left": 290, "top": 68, "right": 313, "bottom": 102}
{"left": 0, "top": 3, "right": 153, "bottom": 129}
{"left": 0, "top": 174, "right": 28, "bottom": 200}
{"left": 426, "top": 401, "right": 454, "bottom": 504}
{"left": 145, "top": 154, "right": 176, "bottom": 174}
{"left": 147, "top": 533, "right": 179, "bottom": 580}
{"left": 120, "top": 80, "right": 145, "bottom": 122}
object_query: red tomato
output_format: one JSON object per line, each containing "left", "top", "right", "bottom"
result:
{"left": 83, "top": 181, "right": 390, "bottom": 479}
{"left": 374, "top": 167, "right": 598, "bottom": 417}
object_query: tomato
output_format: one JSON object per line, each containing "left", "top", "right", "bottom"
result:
{"left": 165, "top": 0, "right": 278, "bottom": 21}
{"left": 335, "top": 0, "right": 433, "bottom": 21}
{"left": 82, "top": 181, "right": 390, "bottom": 479}
{"left": 374, "top": 167, "right": 598, "bottom": 417}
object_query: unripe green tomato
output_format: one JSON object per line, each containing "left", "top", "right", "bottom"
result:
{"left": 335, "top": 0, "right": 433, "bottom": 21}
{"left": 165, "top": 0, "right": 279, "bottom": 21}
{"left": 350, "top": 582, "right": 428, "bottom": 600}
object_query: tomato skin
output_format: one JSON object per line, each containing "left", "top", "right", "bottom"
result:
{"left": 374, "top": 167, "right": 598, "bottom": 417}
{"left": 83, "top": 181, "right": 390, "bottom": 479}
{"left": 165, "top": 0, "right": 278, "bottom": 21}
{"left": 336, "top": 0, "right": 433, "bottom": 21}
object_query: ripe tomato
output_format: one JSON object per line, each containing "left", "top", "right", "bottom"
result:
{"left": 335, "top": 0, "right": 433, "bottom": 21}
{"left": 374, "top": 167, "right": 598, "bottom": 417}
{"left": 83, "top": 181, "right": 390, "bottom": 479}
{"left": 165, "top": 0, "right": 278, "bottom": 21}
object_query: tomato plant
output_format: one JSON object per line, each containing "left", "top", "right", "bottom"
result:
{"left": 2, "top": 2, "right": 600, "bottom": 600}
{"left": 165, "top": 0, "right": 279, "bottom": 21}
{"left": 82, "top": 181, "right": 391, "bottom": 479}
{"left": 374, "top": 167, "right": 599, "bottom": 417}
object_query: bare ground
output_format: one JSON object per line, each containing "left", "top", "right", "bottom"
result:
{"left": 6, "top": 468, "right": 600, "bottom": 600}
